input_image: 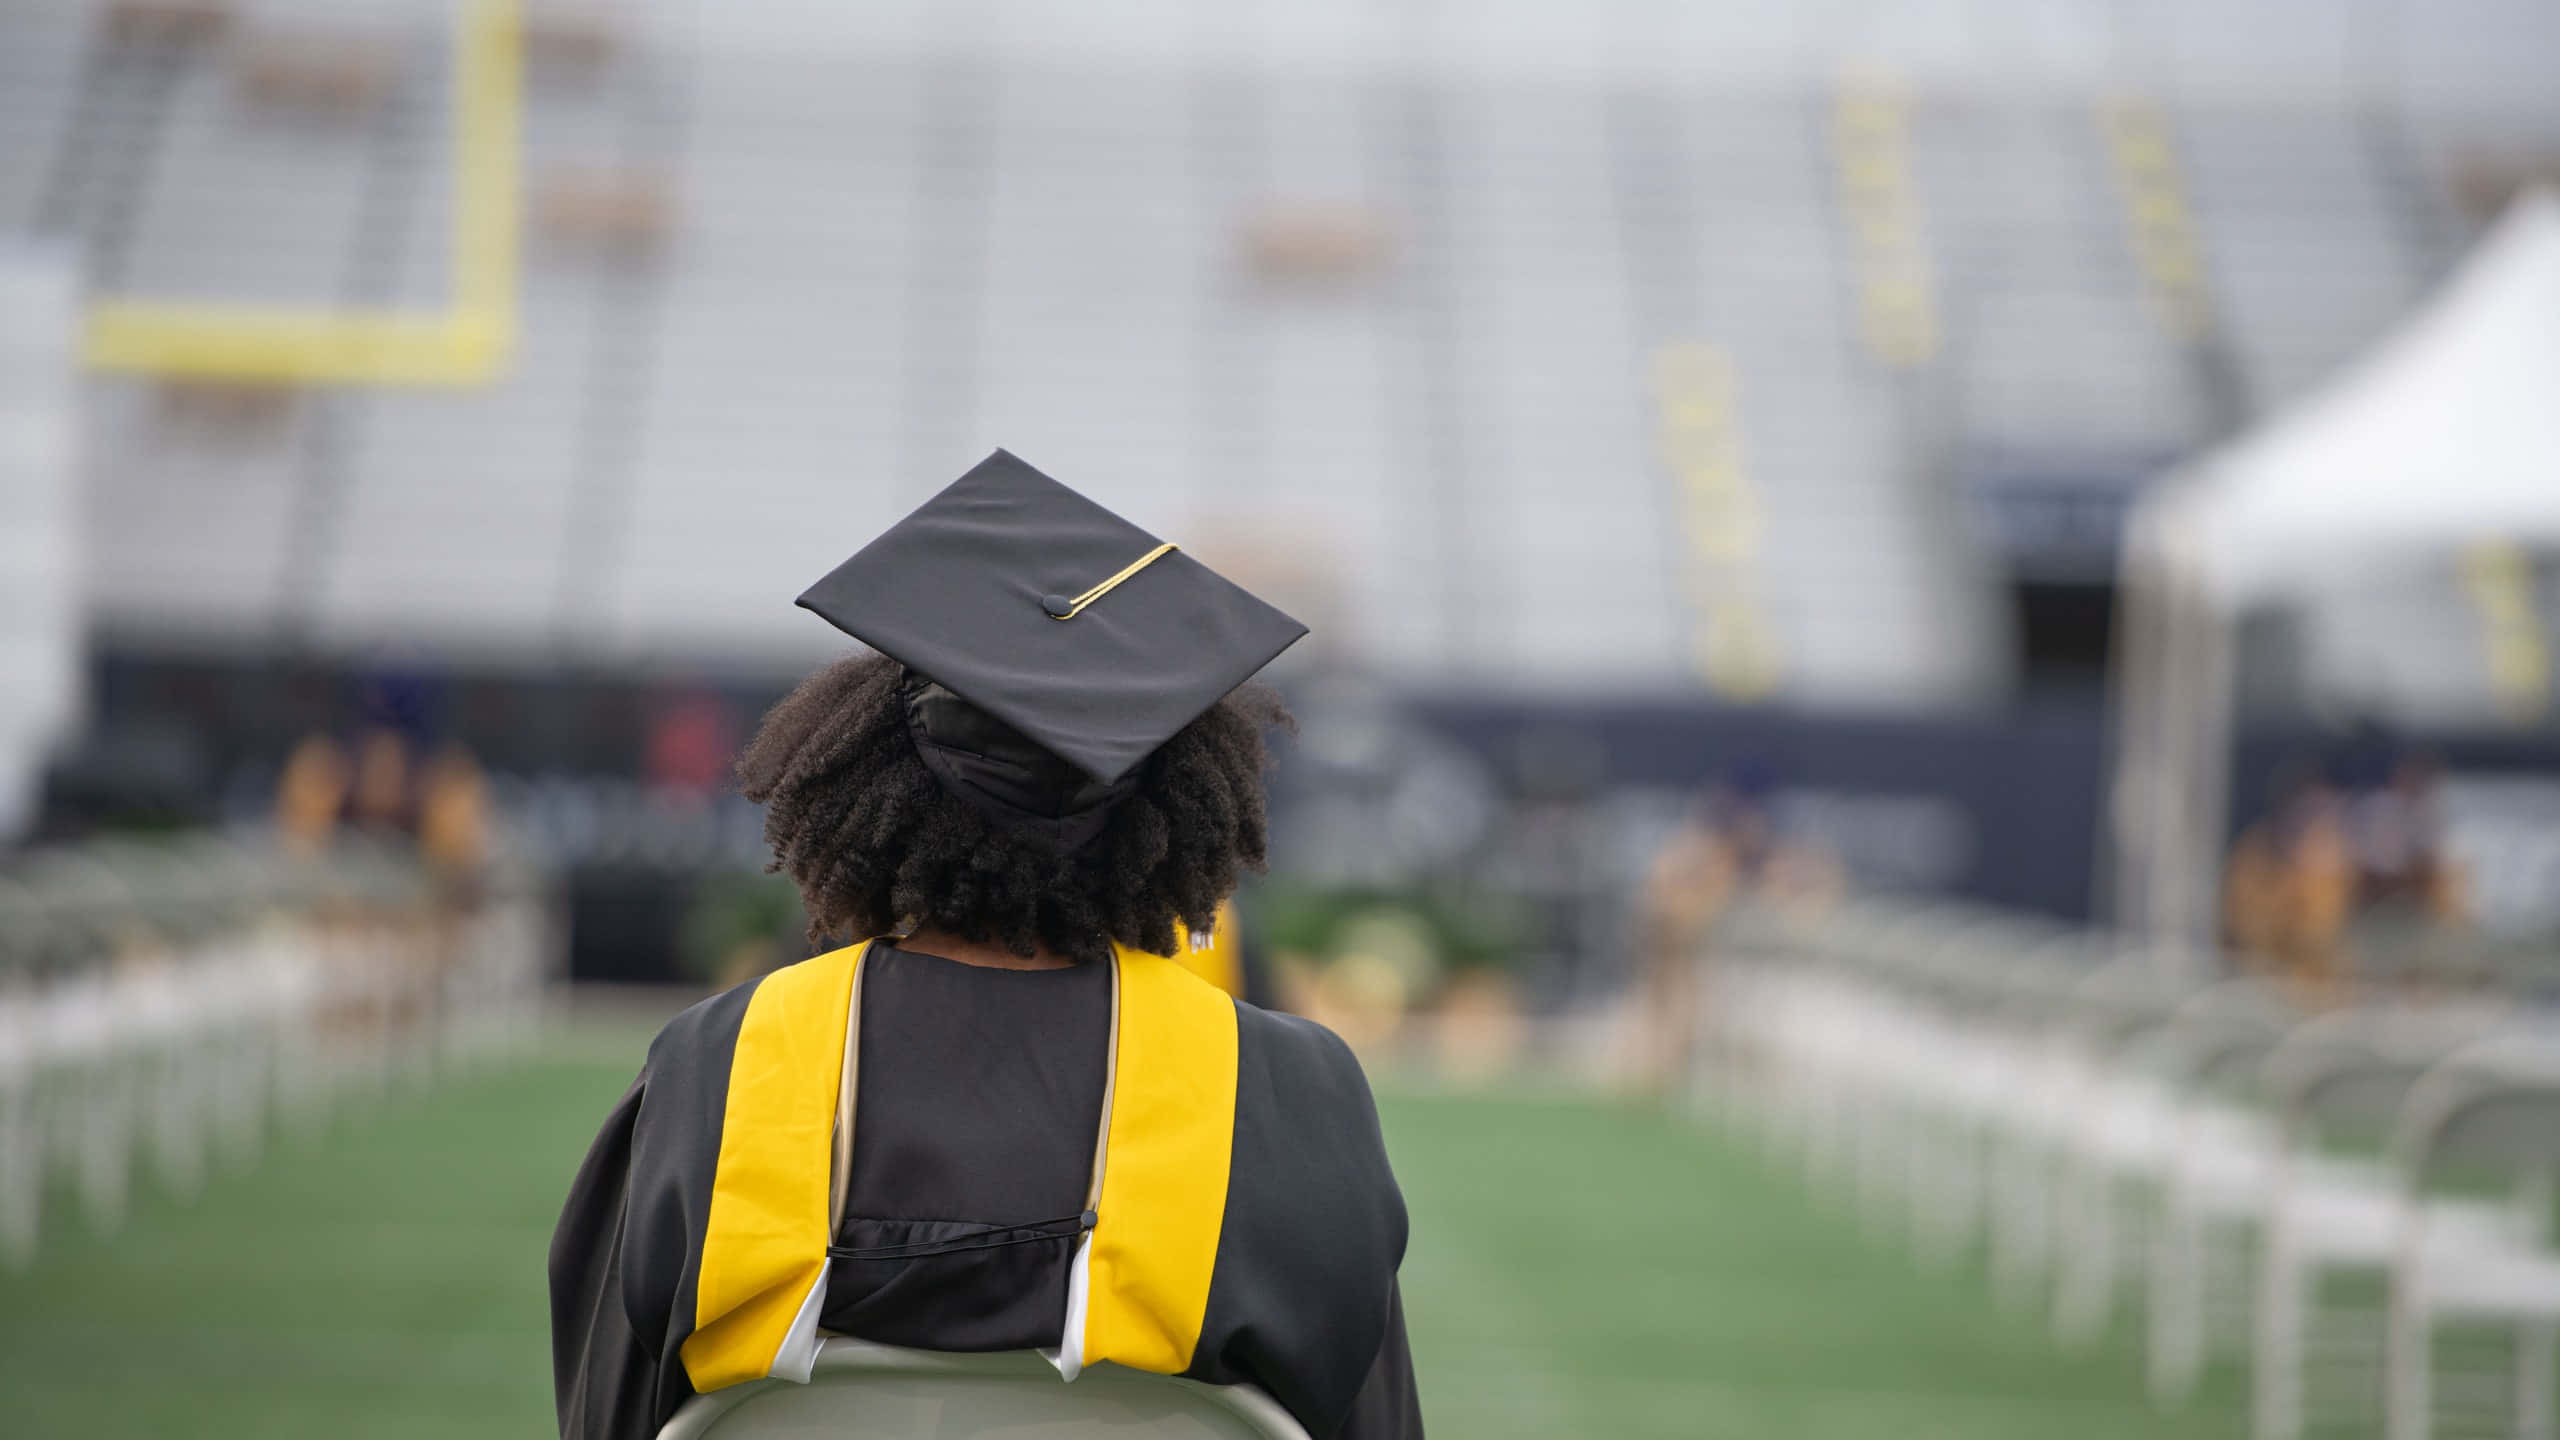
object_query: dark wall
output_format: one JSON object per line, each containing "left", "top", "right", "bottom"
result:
{"left": 59, "top": 647, "right": 2560, "bottom": 928}
{"left": 81, "top": 646, "right": 798, "bottom": 780}
{"left": 1410, "top": 695, "right": 2108, "bottom": 920}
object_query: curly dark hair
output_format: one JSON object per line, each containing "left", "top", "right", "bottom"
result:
{"left": 737, "top": 655, "right": 1289, "bottom": 964}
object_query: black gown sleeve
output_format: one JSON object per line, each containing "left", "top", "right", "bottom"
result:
{"left": 1333, "top": 1277, "right": 1424, "bottom": 1440}
{"left": 549, "top": 1074, "right": 662, "bottom": 1440}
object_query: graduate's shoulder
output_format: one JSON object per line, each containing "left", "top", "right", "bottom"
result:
{"left": 639, "top": 967, "right": 773, "bottom": 1079}
{"left": 1230, "top": 999, "right": 1375, "bottom": 1098}
{"left": 1228, "top": 999, "right": 1395, "bottom": 1174}
{"left": 1215, "top": 999, "right": 1409, "bottom": 1337}
{"left": 642, "top": 944, "right": 868, "bottom": 1074}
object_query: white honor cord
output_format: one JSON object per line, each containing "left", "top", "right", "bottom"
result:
{"left": 769, "top": 1269, "right": 829, "bottom": 1383}
{"left": 1045, "top": 952, "right": 1121, "bottom": 1383}
{"left": 1041, "top": 1234, "right": 1094, "bottom": 1381}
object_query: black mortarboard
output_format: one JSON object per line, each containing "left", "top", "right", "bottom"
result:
{"left": 796, "top": 450, "right": 1307, "bottom": 790}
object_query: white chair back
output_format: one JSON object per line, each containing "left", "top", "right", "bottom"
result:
{"left": 656, "top": 1340, "right": 1313, "bottom": 1440}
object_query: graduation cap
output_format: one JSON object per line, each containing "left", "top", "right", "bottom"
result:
{"left": 796, "top": 450, "right": 1305, "bottom": 845}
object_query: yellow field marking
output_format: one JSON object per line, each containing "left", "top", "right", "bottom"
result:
{"left": 84, "top": 0, "right": 520, "bottom": 385}
{"left": 1652, "top": 342, "right": 1782, "bottom": 700}
{"left": 1827, "top": 74, "right": 1938, "bottom": 370}
{"left": 2097, "top": 96, "right": 2215, "bottom": 343}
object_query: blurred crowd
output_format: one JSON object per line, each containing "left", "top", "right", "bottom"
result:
{"left": 2223, "top": 736, "right": 2474, "bottom": 1004}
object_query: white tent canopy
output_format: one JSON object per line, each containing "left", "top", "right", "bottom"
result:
{"left": 2196, "top": 187, "right": 2560, "bottom": 607}
{"left": 2110, "top": 189, "right": 2560, "bottom": 965}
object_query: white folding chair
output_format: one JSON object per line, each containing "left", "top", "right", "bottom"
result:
{"left": 0, "top": 987, "right": 37, "bottom": 1266}
{"left": 2042, "top": 963, "right": 2193, "bottom": 1346}
{"left": 2143, "top": 998, "right": 2296, "bottom": 1407}
{"left": 195, "top": 938, "right": 284, "bottom": 1172}
{"left": 47, "top": 971, "right": 138, "bottom": 1235}
{"left": 2385, "top": 1041, "right": 2560, "bottom": 1440}
{"left": 1971, "top": 950, "right": 2143, "bottom": 1312}
{"left": 2253, "top": 1011, "right": 2518, "bottom": 1440}
{"left": 656, "top": 1340, "right": 1311, "bottom": 1440}
{"left": 133, "top": 957, "right": 220, "bottom": 1201}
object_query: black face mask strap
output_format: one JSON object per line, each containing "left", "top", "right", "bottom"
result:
{"left": 900, "top": 674, "right": 1137, "bottom": 854}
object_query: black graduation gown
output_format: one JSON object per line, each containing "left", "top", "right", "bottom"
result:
{"left": 551, "top": 942, "right": 1422, "bottom": 1440}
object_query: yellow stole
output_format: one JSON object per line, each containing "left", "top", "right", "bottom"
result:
{"left": 680, "top": 941, "right": 1239, "bottom": 1391}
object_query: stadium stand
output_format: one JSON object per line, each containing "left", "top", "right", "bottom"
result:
{"left": 7, "top": 0, "right": 2558, "bottom": 699}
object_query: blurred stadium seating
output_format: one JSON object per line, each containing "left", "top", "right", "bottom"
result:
{"left": 4, "top": 0, "right": 2553, "bottom": 699}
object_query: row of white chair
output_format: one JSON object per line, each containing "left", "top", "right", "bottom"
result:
{"left": 0, "top": 835, "right": 556, "bottom": 1267}
{"left": 1701, "top": 900, "right": 2560, "bottom": 1440}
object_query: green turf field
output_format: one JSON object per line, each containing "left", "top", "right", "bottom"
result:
{"left": 0, "top": 1034, "right": 2243, "bottom": 1438}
